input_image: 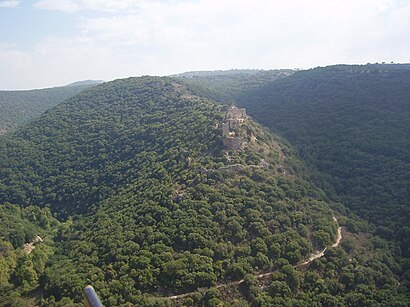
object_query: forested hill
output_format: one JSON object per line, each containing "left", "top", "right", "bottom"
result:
{"left": 183, "top": 64, "right": 410, "bottom": 246}
{"left": 175, "top": 69, "right": 294, "bottom": 103}
{"left": 0, "top": 76, "right": 407, "bottom": 305}
{"left": 0, "top": 84, "right": 99, "bottom": 135}
{"left": 65, "top": 80, "right": 104, "bottom": 87}
{"left": 180, "top": 64, "right": 410, "bottom": 302}
{"left": 234, "top": 64, "right": 410, "bottom": 239}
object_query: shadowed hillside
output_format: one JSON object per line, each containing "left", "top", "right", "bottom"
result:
{"left": 0, "top": 83, "right": 100, "bottom": 135}
{"left": 235, "top": 65, "right": 410, "bottom": 243}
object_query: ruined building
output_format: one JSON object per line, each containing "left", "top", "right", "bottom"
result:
{"left": 222, "top": 106, "right": 247, "bottom": 150}
{"left": 225, "top": 106, "right": 247, "bottom": 130}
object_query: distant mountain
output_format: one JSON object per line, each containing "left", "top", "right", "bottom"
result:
{"left": 65, "top": 80, "right": 104, "bottom": 87}
{"left": 174, "top": 69, "right": 294, "bottom": 103}
{"left": 173, "top": 69, "right": 293, "bottom": 77}
{"left": 0, "top": 75, "right": 406, "bottom": 305}
{"left": 0, "top": 84, "right": 98, "bottom": 135}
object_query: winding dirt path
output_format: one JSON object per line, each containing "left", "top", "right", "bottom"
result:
{"left": 168, "top": 216, "right": 342, "bottom": 300}
{"left": 332, "top": 216, "right": 343, "bottom": 248}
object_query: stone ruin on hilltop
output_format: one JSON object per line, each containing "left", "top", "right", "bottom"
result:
{"left": 222, "top": 106, "right": 247, "bottom": 150}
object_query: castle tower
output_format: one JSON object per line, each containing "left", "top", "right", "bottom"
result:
{"left": 221, "top": 105, "right": 247, "bottom": 150}
{"left": 222, "top": 123, "right": 230, "bottom": 137}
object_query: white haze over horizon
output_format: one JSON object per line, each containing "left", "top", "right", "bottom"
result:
{"left": 0, "top": 0, "right": 409, "bottom": 90}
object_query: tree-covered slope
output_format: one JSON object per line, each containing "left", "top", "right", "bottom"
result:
{"left": 232, "top": 65, "right": 410, "bottom": 241}
{"left": 0, "top": 84, "right": 99, "bottom": 135}
{"left": 175, "top": 69, "right": 294, "bottom": 104}
{"left": 0, "top": 76, "right": 406, "bottom": 305}
{"left": 0, "top": 203, "right": 59, "bottom": 306}
{"left": 183, "top": 65, "right": 410, "bottom": 246}
{"left": 179, "top": 64, "right": 410, "bottom": 303}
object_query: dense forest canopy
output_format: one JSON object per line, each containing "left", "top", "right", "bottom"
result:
{"left": 176, "top": 69, "right": 294, "bottom": 104}
{"left": 0, "top": 83, "right": 100, "bottom": 135}
{"left": 0, "top": 73, "right": 408, "bottom": 306}
{"left": 182, "top": 64, "right": 410, "bottom": 302}
{"left": 234, "top": 65, "right": 410, "bottom": 243}
{"left": 182, "top": 64, "right": 410, "bottom": 244}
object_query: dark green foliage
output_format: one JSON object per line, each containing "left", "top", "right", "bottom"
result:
{"left": 176, "top": 69, "right": 294, "bottom": 104}
{"left": 0, "top": 203, "right": 57, "bottom": 304}
{"left": 0, "top": 84, "right": 95, "bottom": 134}
{"left": 184, "top": 65, "right": 410, "bottom": 243}
{"left": 0, "top": 203, "right": 55, "bottom": 249}
{"left": 234, "top": 65, "right": 410, "bottom": 241}
{"left": 252, "top": 232, "right": 408, "bottom": 305}
{"left": 1, "top": 72, "right": 408, "bottom": 305}
{"left": 181, "top": 65, "right": 410, "bottom": 304}
{"left": 228, "top": 64, "right": 410, "bottom": 300}
{"left": 0, "top": 76, "right": 337, "bottom": 305}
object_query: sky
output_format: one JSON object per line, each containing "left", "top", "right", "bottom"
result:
{"left": 0, "top": 0, "right": 409, "bottom": 89}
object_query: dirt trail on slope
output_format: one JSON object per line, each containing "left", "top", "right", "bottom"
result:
{"left": 299, "top": 216, "right": 342, "bottom": 265}
{"left": 168, "top": 216, "right": 342, "bottom": 300}
{"left": 332, "top": 216, "right": 343, "bottom": 247}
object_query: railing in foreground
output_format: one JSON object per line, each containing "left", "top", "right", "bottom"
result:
{"left": 83, "top": 285, "right": 104, "bottom": 307}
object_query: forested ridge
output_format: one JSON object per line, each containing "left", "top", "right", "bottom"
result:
{"left": 234, "top": 65, "right": 410, "bottom": 245}
{"left": 177, "top": 69, "right": 294, "bottom": 104}
{"left": 182, "top": 64, "right": 410, "bottom": 303}
{"left": 0, "top": 83, "right": 99, "bottom": 135}
{"left": 0, "top": 75, "right": 408, "bottom": 305}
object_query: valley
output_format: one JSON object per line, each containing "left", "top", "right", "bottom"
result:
{"left": 0, "top": 67, "right": 408, "bottom": 306}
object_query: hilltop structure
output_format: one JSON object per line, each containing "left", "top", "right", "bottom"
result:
{"left": 222, "top": 106, "right": 247, "bottom": 150}
{"left": 225, "top": 106, "right": 247, "bottom": 129}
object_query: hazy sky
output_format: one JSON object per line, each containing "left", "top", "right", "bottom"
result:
{"left": 1, "top": 0, "right": 409, "bottom": 89}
